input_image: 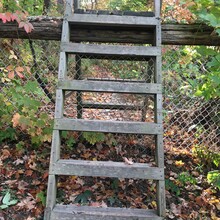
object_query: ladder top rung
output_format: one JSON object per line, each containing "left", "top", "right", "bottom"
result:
{"left": 51, "top": 205, "right": 163, "bottom": 219}
{"left": 54, "top": 118, "right": 163, "bottom": 135}
{"left": 58, "top": 80, "right": 162, "bottom": 94}
{"left": 61, "top": 43, "right": 161, "bottom": 57}
{"left": 66, "top": 13, "right": 160, "bottom": 27}
{"left": 51, "top": 159, "right": 164, "bottom": 180}
{"left": 74, "top": 9, "right": 156, "bottom": 17}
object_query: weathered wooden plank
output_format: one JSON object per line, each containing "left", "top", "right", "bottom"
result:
{"left": 67, "top": 14, "right": 159, "bottom": 27}
{"left": 44, "top": 175, "right": 57, "bottom": 220}
{"left": 65, "top": 0, "right": 74, "bottom": 16}
{"left": 61, "top": 20, "right": 70, "bottom": 42}
{"left": 154, "top": 0, "right": 162, "bottom": 18}
{"left": 1, "top": 20, "right": 219, "bottom": 46}
{"left": 54, "top": 90, "right": 64, "bottom": 118}
{"left": 54, "top": 118, "right": 163, "bottom": 134}
{"left": 74, "top": 9, "right": 155, "bottom": 17}
{"left": 61, "top": 43, "right": 161, "bottom": 57}
{"left": 75, "top": 55, "right": 83, "bottom": 119}
{"left": 58, "top": 80, "right": 162, "bottom": 94}
{"left": 157, "top": 180, "right": 166, "bottom": 217}
{"left": 51, "top": 205, "right": 163, "bottom": 220}
{"left": 82, "top": 103, "right": 143, "bottom": 110}
{"left": 49, "top": 130, "right": 61, "bottom": 163}
{"left": 87, "top": 78, "right": 146, "bottom": 83}
{"left": 51, "top": 160, "right": 164, "bottom": 180}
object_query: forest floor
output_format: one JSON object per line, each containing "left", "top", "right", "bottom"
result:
{"left": 0, "top": 136, "right": 219, "bottom": 220}
{"left": 0, "top": 65, "right": 219, "bottom": 220}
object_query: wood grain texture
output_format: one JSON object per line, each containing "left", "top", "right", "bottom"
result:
{"left": 61, "top": 42, "right": 161, "bottom": 57}
{"left": 1, "top": 19, "right": 219, "bottom": 46}
{"left": 73, "top": 9, "right": 155, "bottom": 17}
{"left": 51, "top": 205, "right": 163, "bottom": 220}
{"left": 54, "top": 118, "right": 163, "bottom": 134}
{"left": 51, "top": 159, "right": 164, "bottom": 180}
{"left": 67, "top": 14, "right": 159, "bottom": 26}
{"left": 58, "top": 80, "right": 162, "bottom": 94}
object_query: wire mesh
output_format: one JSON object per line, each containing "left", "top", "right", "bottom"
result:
{"left": 78, "top": 0, "right": 154, "bottom": 12}
{"left": 0, "top": 39, "right": 219, "bottom": 153}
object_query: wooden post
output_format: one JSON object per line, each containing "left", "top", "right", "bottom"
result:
{"left": 154, "top": 0, "right": 162, "bottom": 18}
{"left": 44, "top": 1, "right": 71, "bottom": 219}
{"left": 75, "top": 55, "right": 83, "bottom": 119}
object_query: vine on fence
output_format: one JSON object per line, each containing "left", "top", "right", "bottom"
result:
{"left": 0, "top": 11, "right": 34, "bottom": 33}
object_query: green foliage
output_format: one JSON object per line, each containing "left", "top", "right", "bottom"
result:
{"left": 165, "top": 179, "right": 181, "bottom": 196}
{"left": 0, "top": 191, "right": 18, "bottom": 209}
{"left": 193, "top": 145, "right": 220, "bottom": 169}
{"left": 0, "top": 0, "right": 62, "bottom": 16}
{"left": 36, "top": 191, "right": 46, "bottom": 206}
{"left": 82, "top": 132, "right": 105, "bottom": 145}
{"left": 207, "top": 170, "right": 220, "bottom": 190}
{"left": 0, "top": 0, "right": 43, "bottom": 15}
{"left": 184, "top": 0, "right": 220, "bottom": 35}
{"left": 108, "top": 0, "right": 150, "bottom": 11}
{"left": 163, "top": 45, "right": 219, "bottom": 100}
{"left": 193, "top": 46, "right": 220, "bottom": 99}
{"left": 16, "top": 141, "right": 25, "bottom": 152}
{"left": 74, "top": 190, "right": 93, "bottom": 204}
{"left": 111, "top": 179, "right": 119, "bottom": 190}
{"left": 177, "top": 172, "right": 197, "bottom": 186}
{"left": 61, "top": 131, "right": 76, "bottom": 149}
{"left": 0, "top": 76, "right": 53, "bottom": 145}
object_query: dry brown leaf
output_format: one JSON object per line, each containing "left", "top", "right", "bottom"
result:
{"left": 17, "top": 196, "right": 36, "bottom": 210}
{"left": 18, "top": 180, "right": 29, "bottom": 191}
{"left": 12, "top": 113, "right": 20, "bottom": 127}
{"left": 25, "top": 170, "right": 33, "bottom": 176}
{"left": 123, "top": 157, "right": 134, "bottom": 165}
{"left": 170, "top": 203, "right": 181, "bottom": 215}
{"left": 1, "top": 149, "right": 11, "bottom": 160}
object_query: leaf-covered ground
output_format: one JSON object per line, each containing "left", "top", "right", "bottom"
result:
{"left": 0, "top": 136, "right": 219, "bottom": 220}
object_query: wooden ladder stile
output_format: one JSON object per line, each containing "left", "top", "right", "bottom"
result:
{"left": 44, "top": 0, "right": 166, "bottom": 219}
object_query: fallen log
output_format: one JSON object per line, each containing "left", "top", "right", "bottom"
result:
{"left": 0, "top": 17, "right": 219, "bottom": 46}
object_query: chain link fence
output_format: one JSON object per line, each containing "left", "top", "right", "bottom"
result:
{"left": 0, "top": 38, "right": 219, "bottom": 154}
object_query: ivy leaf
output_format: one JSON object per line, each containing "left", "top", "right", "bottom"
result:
{"left": 36, "top": 191, "right": 46, "bottom": 206}
{"left": 74, "top": 190, "right": 92, "bottom": 204}
{"left": 2, "top": 192, "right": 11, "bottom": 204}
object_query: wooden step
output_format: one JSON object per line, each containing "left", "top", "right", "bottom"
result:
{"left": 81, "top": 102, "right": 142, "bottom": 110}
{"left": 51, "top": 205, "right": 163, "bottom": 220}
{"left": 51, "top": 159, "right": 164, "bottom": 180}
{"left": 58, "top": 80, "right": 162, "bottom": 94}
{"left": 74, "top": 9, "right": 155, "bottom": 17}
{"left": 61, "top": 43, "right": 161, "bottom": 58}
{"left": 54, "top": 118, "right": 163, "bottom": 134}
{"left": 67, "top": 13, "right": 159, "bottom": 28}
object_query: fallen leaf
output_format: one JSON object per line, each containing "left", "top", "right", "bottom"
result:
{"left": 17, "top": 196, "right": 36, "bottom": 210}
{"left": 13, "top": 159, "right": 24, "bottom": 166}
{"left": 25, "top": 170, "right": 33, "bottom": 176}
{"left": 1, "top": 149, "right": 11, "bottom": 160}
{"left": 123, "top": 157, "right": 134, "bottom": 165}
{"left": 18, "top": 180, "right": 29, "bottom": 191}
{"left": 170, "top": 203, "right": 181, "bottom": 215}
{"left": 12, "top": 113, "right": 20, "bottom": 127}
